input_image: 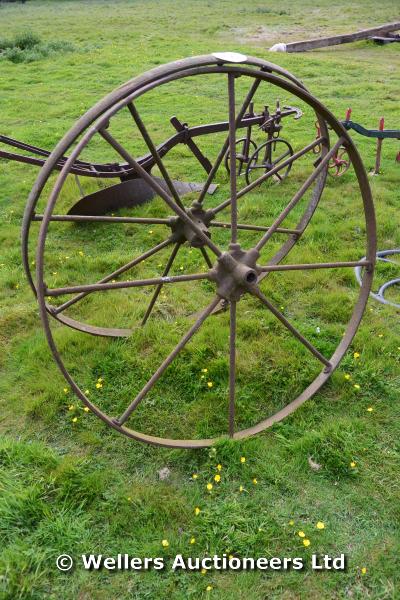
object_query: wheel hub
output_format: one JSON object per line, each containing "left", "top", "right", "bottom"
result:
{"left": 209, "top": 244, "right": 260, "bottom": 301}
{"left": 169, "top": 201, "right": 213, "bottom": 247}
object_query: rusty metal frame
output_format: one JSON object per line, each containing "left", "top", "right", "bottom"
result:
{"left": 24, "top": 54, "right": 376, "bottom": 448}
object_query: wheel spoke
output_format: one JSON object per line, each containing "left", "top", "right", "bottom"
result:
{"left": 251, "top": 287, "right": 331, "bottom": 369}
{"left": 33, "top": 214, "right": 171, "bottom": 225}
{"left": 272, "top": 149, "right": 291, "bottom": 165}
{"left": 197, "top": 78, "right": 261, "bottom": 205}
{"left": 47, "top": 272, "right": 209, "bottom": 297}
{"left": 115, "top": 295, "right": 221, "bottom": 425}
{"left": 53, "top": 238, "right": 172, "bottom": 314}
{"left": 255, "top": 137, "right": 345, "bottom": 252}
{"left": 228, "top": 73, "right": 238, "bottom": 243}
{"left": 210, "top": 136, "right": 326, "bottom": 217}
{"left": 199, "top": 247, "right": 213, "bottom": 269}
{"left": 127, "top": 101, "right": 186, "bottom": 210}
{"left": 141, "top": 242, "right": 181, "bottom": 325}
{"left": 229, "top": 300, "right": 237, "bottom": 437}
{"left": 210, "top": 221, "right": 300, "bottom": 235}
{"left": 98, "top": 127, "right": 222, "bottom": 257}
{"left": 259, "top": 259, "right": 372, "bottom": 273}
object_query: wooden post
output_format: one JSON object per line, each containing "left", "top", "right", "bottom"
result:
{"left": 271, "top": 22, "right": 400, "bottom": 53}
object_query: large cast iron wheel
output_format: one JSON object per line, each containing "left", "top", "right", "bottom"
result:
{"left": 23, "top": 53, "right": 376, "bottom": 448}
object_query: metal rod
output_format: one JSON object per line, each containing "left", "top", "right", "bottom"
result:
{"left": 141, "top": 242, "right": 181, "bottom": 325}
{"left": 210, "top": 136, "right": 326, "bottom": 217}
{"left": 47, "top": 272, "right": 208, "bottom": 297}
{"left": 127, "top": 102, "right": 186, "bottom": 210}
{"left": 197, "top": 78, "right": 261, "bottom": 205}
{"left": 99, "top": 128, "right": 222, "bottom": 257}
{"left": 259, "top": 260, "right": 372, "bottom": 272}
{"left": 255, "top": 138, "right": 345, "bottom": 252}
{"left": 116, "top": 295, "right": 221, "bottom": 425}
{"left": 229, "top": 300, "right": 237, "bottom": 437}
{"left": 53, "top": 238, "right": 172, "bottom": 313}
{"left": 228, "top": 73, "right": 238, "bottom": 244}
{"left": 209, "top": 221, "right": 300, "bottom": 234}
{"left": 199, "top": 247, "right": 213, "bottom": 269}
{"left": 33, "top": 214, "right": 171, "bottom": 225}
{"left": 251, "top": 287, "right": 331, "bottom": 368}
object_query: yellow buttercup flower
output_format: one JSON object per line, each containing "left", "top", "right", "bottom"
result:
{"left": 239, "top": 485, "right": 244, "bottom": 492}
{"left": 240, "top": 456, "right": 246, "bottom": 464}
{"left": 194, "top": 507, "right": 201, "bottom": 516}
{"left": 78, "top": 251, "right": 84, "bottom": 256}
{"left": 214, "top": 474, "right": 221, "bottom": 483}
{"left": 350, "top": 461, "right": 356, "bottom": 468}
{"left": 361, "top": 566, "right": 367, "bottom": 575}
{"left": 378, "top": 334, "right": 383, "bottom": 338}
{"left": 298, "top": 531, "right": 305, "bottom": 538}
{"left": 303, "top": 538, "right": 310, "bottom": 547}
{"left": 216, "top": 464, "right": 222, "bottom": 471}
{"left": 353, "top": 384, "right": 361, "bottom": 390}
{"left": 201, "top": 368, "right": 208, "bottom": 373}
{"left": 190, "top": 537, "right": 196, "bottom": 545}
{"left": 84, "top": 389, "right": 90, "bottom": 395}
{"left": 367, "top": 407, "right": 373, "bottom": 412}
{"left": 83, "top": 407, "right": 90, "bottom": 413}
{"left": 68, "top": 404, "right": 74, "bottom": 411}
{"left": 63, "top": 387, "right": 68, "bottom": 393}
{"left": 206, "top": 586, "right": 213, "bottom": 592}
{"left": 192, "top": 473, "right": 199, "bottom": 480}
{"left": 161, "top": 539, "right": 169, "bottom": 548}
{"left": 201, "top": 568, "right": 207, "bottom": 575}
{"left": 288, "top": 519, "right": 294, "bottom": 526}
{"left": 316, "top": 521, "right": 325, "bottom": 530}
{"left": 353, "top": 352, "right": 360, "bottom": 359}
{"left": 252, "top": 478, "right": 258, "bottom": 485}
{"left": 206, "top": 483, "right": 213, "bottom": 491}
{"left": 97, "top": 377, "right": 103, "bottom": 382}
{"left": 344, "top": 374, "right": 351, "bottom": 380}
{"left": 95, "top": 382, "right": 103, "bottom": 389}
{"left": 72, "top": 417, "right": 78, "bottom": 423}
{"left": 207, "top": 381, "right": 213, "bottom": 388}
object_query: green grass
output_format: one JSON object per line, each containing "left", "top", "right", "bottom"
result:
{"left": 0, "top": 1, "right": 399, "bottom": 598}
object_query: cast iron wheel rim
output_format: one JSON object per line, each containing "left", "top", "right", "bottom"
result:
{"left": 27, "top": 54, "right": 376, "bottom": 448}
{"left": 245, "top": 138, "right": 294, "bottom": 186}
{"left": 224, "top": 138, "right": 258, "bottom": 176}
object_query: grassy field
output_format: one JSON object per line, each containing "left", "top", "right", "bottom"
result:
{"left": 0, "top": 1, "right": 399, "bottom": 599}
